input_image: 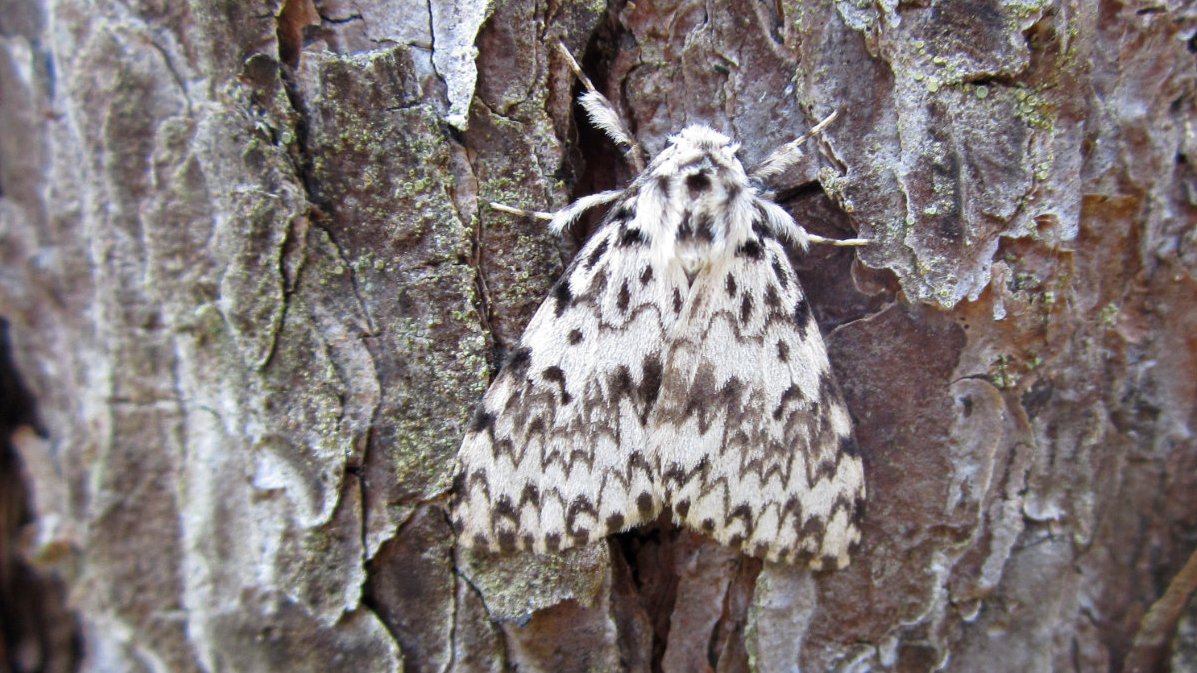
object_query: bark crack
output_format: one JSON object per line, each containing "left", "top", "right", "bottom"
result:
{"left": 449, "top": 526, "right": 514, "bottom": 668}
{"left": 317, "top": 10, "right": 363, "bottom": 26}
{"left": 424, "top": 0, "right": 449, "bottom": 95}
{"left": 442, "top": 565, "right": 460, "bottom": 673}
{"left": 273, "top": 58, "right": 379, "bottom": 337}
{"left": 145, "top": 37, "right": 194, "bottom": 117}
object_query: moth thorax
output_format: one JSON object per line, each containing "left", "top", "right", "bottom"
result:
{"left": 671, "top": 164, "right": 734, "bottom": 277}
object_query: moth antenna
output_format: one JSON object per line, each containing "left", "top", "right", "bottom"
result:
{"left": 750, "top": 109, "right": 840, "bottom": 182}
{"left": 488, "top": 202, "right": 554, "bottom": 221}
{"left": 555, "top": 41, "right": 647, "bottom": 172}
{"left": 805, "top": 233, "right": 871, "bottom": 247}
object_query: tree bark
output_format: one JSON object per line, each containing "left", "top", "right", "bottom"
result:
{"left": 1, "top": 1, "right": 1196, "bottom": 672}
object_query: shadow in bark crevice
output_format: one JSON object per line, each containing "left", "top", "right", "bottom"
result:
{"left": 0, "top": 319, "right": 81, "bottom": 673}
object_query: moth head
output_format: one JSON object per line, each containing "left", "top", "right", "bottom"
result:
{"left": 652, "top": 124, "right": 749, "bottom": 192}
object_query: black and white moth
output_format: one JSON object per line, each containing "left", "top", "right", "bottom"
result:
{"left": 453, "top": 46, "right": 866, "bottom": 570}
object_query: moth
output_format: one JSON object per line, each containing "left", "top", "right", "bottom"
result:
{"left": 453, "top": 44, "right": 866, "bottom": 569}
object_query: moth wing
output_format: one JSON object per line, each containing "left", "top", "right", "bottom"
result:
{"left": 454, "top": 215, "right": 685, "bottom": 553}
{"left": 651, "top": 234, "right": 865, "bottom": 568}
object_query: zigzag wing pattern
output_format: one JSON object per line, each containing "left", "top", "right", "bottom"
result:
{"left": 651, "top": 229, "right": 865, "bottom": 569}
{"left": 456, "top": 122, "right": 866, "bottom": 568}
{"left": 453, "top": 203, "right": 688, "bottom": 553}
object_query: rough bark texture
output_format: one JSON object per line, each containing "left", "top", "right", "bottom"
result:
{"left": 1, "top": 0, "right": 1196, "bottom": 671}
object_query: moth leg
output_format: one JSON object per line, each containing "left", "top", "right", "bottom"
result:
{"left": 805, "top": 233, "right": 871, "bottom": 247}
{"left": 755, "top": 194, "right": 872, "bottom": 247}
{"left": 748, "top": 110, "right": 871, "bottom": 247}
{"left": 555, "top": 41, "right": 647, "bottom": 173}
{"left": 750, "top": 110, "right": 839, "bottom": 182}
{"left": 490, "top": 190, "right": 623, "bottom": 233}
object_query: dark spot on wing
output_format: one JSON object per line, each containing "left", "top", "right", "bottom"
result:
{"left": 497, "top": 530, "right": 517, "bottom": 552}
{"left": 773, "top": 384, "right": 804, "bottom": 420}
{"left": 777, "top": 340, "right": 789, "bottom": 362}
{"left": 629, "top": 453, "right": 652, "bottom": 477}
{"left": 504, "top": 347, "right": 532, "bottom": 376}
{"left": 740, "top": 293, "right": 753, "bottom": 323}
{"left": 450, "top": 475, "right": 466, "bottom": 505}
{"left": 553, "top": 280, "right": 573, "bottom": 316}
{"left": 799, "top": 514, "right": 826, "bottom": 538}
{"left": 568, "top": 329, "right": 584, "bottom": 345}
{"left": 468, "top": 406, "right": 495, "bottom": 433}
{"left": 701, "top": 518, "right": 716, "bottom": 532}
{"left": 662, "top": 464, "right": 686, "bottom": 484}
{"left": 639, "top": 356, "right": 663, "bottom": 415}
{"left": 620, "top": 226, "right": 648, "bottom": 247}
{"left": 810, "top": 454, "right": 841, "bottom": 486}
{"left": 519, "top": 484, "right": 540, "bottom": 507}
{"left": 675, "top": 499, "right": 691, "bottom": 517}
{"left": 606, "top": 513, "right": 626, "bottom": 533}
{"left": 736, "top": 239, "right": 764, "bottom": 259}
{"left": 617, "top": 280, "right": 630, "bottom": 311}
{"left": 542, "top": 366, "right": 571, "bottom": 404}
{"left": 673, "top": 287, "right": 684, "bottom": 313}
{"left": 611, "top": 366, "right": 634, "bottom": 397}
{"left": 656, "top": 174, "right": 672, "bottom": 197}
{"left": 772, "top": 255, "right": 789, "bottom": 288}
{"left": 794, "top": 297, "right": 812, "bottom": 335}
{"left": 586, "top": 239, "right": 609, "bottom": 269}
{"left": 839, "top": 435, "right": 860, "bottom": 457}
{"left": 545, "top": 533, "right": 561, "bottom": 551}
{"left": 636, "top": 492, "right": 654, "bottom": 515}
{"left": 640, "top": 265, "right": 654, "bottom": 285}
{"left": 725, "top": 273, "right": 738, "bottom": 297}
{"left": 764, "top": 284, "right": 780, "bottom": 309}
{"left": 525, "top": 417, "right": 545, "bottom": 436}
{"left": 567, "top": 497, "right": 596, "bottom": 533}
{"left": 729, "top": 504, "right": 753, "bottom": 525}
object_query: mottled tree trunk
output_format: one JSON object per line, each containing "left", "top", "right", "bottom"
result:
{"left": 2, "top": 0, "right": 1196, "bottom": 671}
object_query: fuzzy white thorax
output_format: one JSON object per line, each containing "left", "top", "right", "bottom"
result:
{"left": 627, "top": 125, "right": 810, "bottom": 276}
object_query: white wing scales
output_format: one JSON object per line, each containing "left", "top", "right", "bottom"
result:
{"left": 454, "top": 209, "right": 688, "bottom": 553}
{"left": 651, "top": 233, "right": 864, "bottom": 568}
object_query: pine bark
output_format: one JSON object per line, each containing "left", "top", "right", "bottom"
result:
{"left": 1, "top": 1, "right": 1196, "bottom": 672}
